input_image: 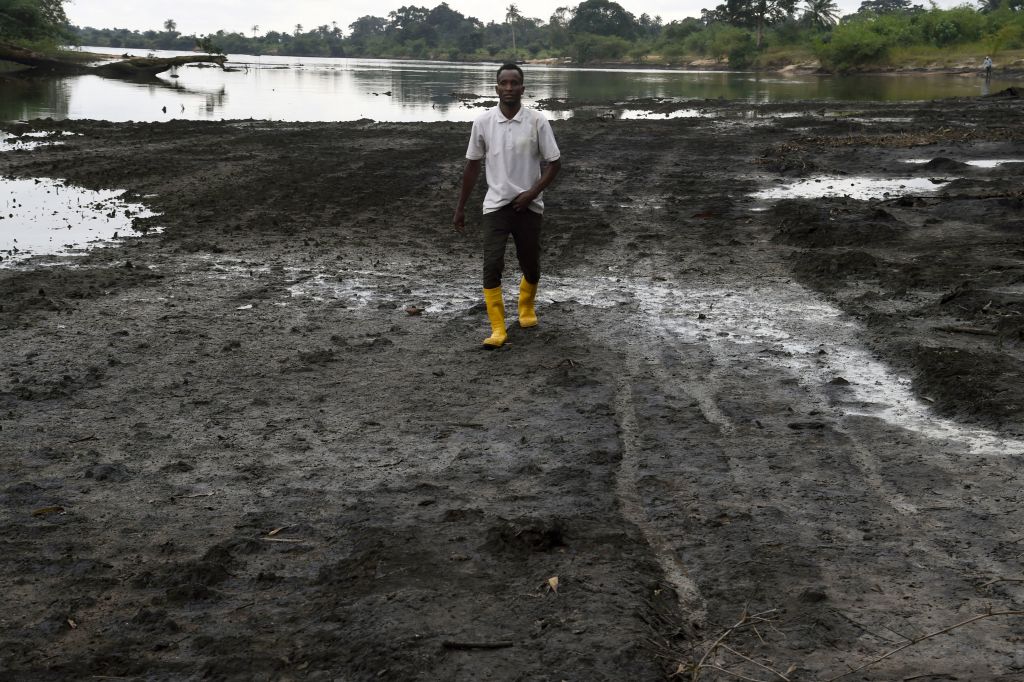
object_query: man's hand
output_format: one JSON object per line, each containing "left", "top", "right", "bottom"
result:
{"left": 513, "top": 160, "right": 560, "bottom": 213}
{"left": 454, "top": 159, "right": 481, "bottom": 233}
{"left": 512, "top": 191, "right": 535, "bottom": 212}
{"left": 452, "top": 206, "right": 466, "bottom": 233}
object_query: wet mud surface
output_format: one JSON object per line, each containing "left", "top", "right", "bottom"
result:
{"left": 2, "top": 97, "right": 1024, "bottom": 680}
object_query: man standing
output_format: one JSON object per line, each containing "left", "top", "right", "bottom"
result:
{"left": 983, "top": 55, "right": 993, "bottom": 80}
{"left": 453, "top": 63, "right": 561, "bottom": 348}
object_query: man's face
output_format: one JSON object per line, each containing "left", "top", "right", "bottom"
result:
{"left": 496, "top": 69, "right": 525, "bottom": 106}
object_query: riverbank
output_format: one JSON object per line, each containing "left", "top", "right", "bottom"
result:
{"left": 525, "top": 50, "right": 1024, "bottom": 78}
{"left": 2, "top": 97, "right": 1024, "bottom": 680}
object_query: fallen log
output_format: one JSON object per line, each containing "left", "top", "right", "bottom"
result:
{"left": 92, "top": 54, "right": 228, "bottom": 78}
{"left": 0, "top": 42, "right": 226, "bottom": 80}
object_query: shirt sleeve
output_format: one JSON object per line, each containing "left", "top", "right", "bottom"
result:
{"left": 536, "top": 115, "right": 560, "bottom": 163}
{"left": 465, "top": 118, "right": 485, "bottom": 160}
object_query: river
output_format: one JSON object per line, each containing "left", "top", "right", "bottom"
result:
{"left": 0, "top": 47, "right": 1007, "bottom": 123}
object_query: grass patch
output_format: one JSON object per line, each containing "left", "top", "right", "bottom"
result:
{"left": 888, "top": 44, "right": 1024, "bottom": 68}
{"left": 754, "top": 45, "right": 819, "bottom": 69}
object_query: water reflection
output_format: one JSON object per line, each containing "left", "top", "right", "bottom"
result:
{"left": 0, "top": 76, "right": 71, "bottom": 121}
{"left": 0, "top": 176, "right": 157, "bottom": 264}
{"left": 0, "top": 130, "right": 78, "bottom": 151}
{"left": 1, "top": 47, "right": 1011, "bottom": 123}
{"left": 751, "top": 175, "right": 951, "bottom": 201}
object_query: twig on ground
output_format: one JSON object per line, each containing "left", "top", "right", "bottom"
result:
{"left": 690, "top": 609, "right": 789, "bottom": 682}
{"left": 441, "top": 640, "right": 514, "bottom": 650}
{"left": 933, "top": 325, "right": 998, "bottom": 336}
{"left": 826, "top": 610, "right": 1024, "bottom": 681}
{"left": 720, "top": 644, "right": 790, "bottom": 681}
{"left": 980, "top": 577, "right": 1024, "bottom": 587}
{"left": 828, "top": 607, "right": 902, "bottom": 643}
{"left": 880, "top": 622, "right": 915, "bottom": 643}
{"left": 704, "top": 665, "right": 769, "bottom": 682}
{"left": 692, "top": 612, "right": 750, "bottom": 678}
{"left": 69, "top": 434, "right": 98, "bottom": 444}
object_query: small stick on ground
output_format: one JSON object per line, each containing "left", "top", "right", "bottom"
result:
{"left": 690, "top": 609, "right": 788, "bottom": 682}
{"left": 933, "top": 325, "right": 998, "bottom": 336}
{"left": 828, "top": 607, "right": 902, "bottom": 643}
{"left": 704, "top": 665, "right": 766, "bottom": 682}
{"left": 826, "top": 610, "right": 1024, "bottom": 681}
{"left": 441, "top": 640, "right": 514, "bottom": 650}
{"left": 980, "top": 577, "right": 1024, "bottom": 587}
{"left": 720, "top": 644, "right": 791, "bottom": 681}
{"left": 68, "top": 434, "right": 98, "bottom": 444}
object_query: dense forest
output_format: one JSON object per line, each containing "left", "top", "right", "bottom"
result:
{"left": 4, "top": 0, "right": 1024, "bottom": 71}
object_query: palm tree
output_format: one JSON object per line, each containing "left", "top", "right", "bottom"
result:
{"left": 294, "top": 23, "right": 304, "bottom": 36}
{"left": 802, "top": 0, "right": 839, "bottom": 28}
{"left": 506, "top": 4, "right": 522, "bottom": 60}
{"left": 251, "top": 24, "right": 259, "bottom": 38}
{"left": 163, "top": 19, "right": 177, "bottom": 33}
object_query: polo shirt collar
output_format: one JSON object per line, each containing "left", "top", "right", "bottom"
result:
{"left": 495, "top": 106, "right": 525, "bottom": 124}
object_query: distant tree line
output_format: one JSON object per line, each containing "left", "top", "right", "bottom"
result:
{"left": 5, "top": 0, "right": 1024, "bottom": 72}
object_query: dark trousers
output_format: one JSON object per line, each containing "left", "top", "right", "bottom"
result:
{"left": 482, "top": 205, "right": 542, "bottom": 289}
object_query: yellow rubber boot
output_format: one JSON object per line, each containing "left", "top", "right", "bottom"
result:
{"left": 482, "top": 286, "right": 507, "bottom": 347}
{"left": 518, "top": 277, "right": 538, "bottom": 328}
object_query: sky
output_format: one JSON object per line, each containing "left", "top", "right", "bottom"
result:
{"left": 65, "top": 0, "right": 966, "bottom": 36}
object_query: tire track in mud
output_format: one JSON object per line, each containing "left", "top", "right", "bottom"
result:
{"left": 551, "top": 119, "right": 1024, "bottom": 677}
{"left": 586, "top": 266, "right": 1024, "bottom": 677}
{"left": 549, "top": 119, "right": 757, "bottom": 635}
{"left": 543, "top": 121, "right": 733, "bottom": 633}
{"left": 613, "top": 360, "right": 708, "bottom": 625}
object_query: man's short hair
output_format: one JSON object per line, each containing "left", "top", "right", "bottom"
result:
{"left": 496, "top": 63, "right": 524, "bottom": 83}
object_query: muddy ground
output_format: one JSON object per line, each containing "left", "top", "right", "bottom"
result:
{"left": 1, "top": 96, "right": 1024, "bottom": 681}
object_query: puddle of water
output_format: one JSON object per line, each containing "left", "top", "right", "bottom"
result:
{"left": 752, "top": 175, "right": 950, "bottom": 201}
{"left": 903, "top": 158, "right": 1024, "bottom": 168}
{"left": 290, "top": 269, "right": 479, "bottom": 313}
{"left": 840, "top": 116, "right": 914, "bottom": 124}
{"left": 963, "top": 159, "right": 1022, "bottom": 168}
{"left": 0, "top": 131, "right": 78, "bottom": 152}
{"left": 619, "top": 109, "right": 809, "bottom": 120}
{"left": 556, "top": 276, "right": 1020, "bottom": 456}
{"left": 1, "top": 176, "right": 158, "bottom": 264}
{"left": 619, "top": 109, "right": 706, "bottom": 119}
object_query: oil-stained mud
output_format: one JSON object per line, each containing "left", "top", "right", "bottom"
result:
{"left": 2, "top": 96, "right": 1024, "bottom": 681}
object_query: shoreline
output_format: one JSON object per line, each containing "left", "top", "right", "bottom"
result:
{"left": 6, "top": 47, "right": 1020, "bottom": 80}
{"left": 527, "top": 59, "right": 1024, "bottom": 79}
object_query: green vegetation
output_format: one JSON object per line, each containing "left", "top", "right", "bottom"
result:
{"left": 0, "top": 0, "right": 72, "bottom": 47}
{"left": 815, "top": 3, "right": 1024, "bottom": 70}
{"left": 7, "top": 0, "right": 1024, "bottom": 72}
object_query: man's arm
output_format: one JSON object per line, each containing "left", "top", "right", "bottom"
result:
{"left": 453, "top": 158, "right": 482, "bottom": 232}
{"left": 512, "top": 159, "right": 561, "bottom": 212}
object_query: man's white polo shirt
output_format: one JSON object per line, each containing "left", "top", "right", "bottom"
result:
{"left": 465, "top": 106, "right": 560, "bottom": 215}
